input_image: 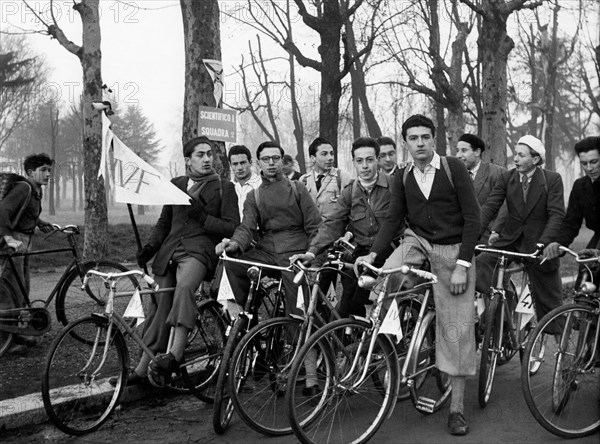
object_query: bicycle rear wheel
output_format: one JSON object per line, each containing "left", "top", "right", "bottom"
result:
{"left": 42, "top": 315, "right": 128, "bottom": 435}
{"left": 521, "top": 303, "right": 600, "bottom": 438}
{"left": 230, "top": 316, "right": 302, "bottom": 436}
{"left": 408, "top": 311, "right": 451, "bottom": 413}
{"left": 478, "top": 294, "right": 503, "bottom": 408}
{"left": 56, "top": 261, "right": 140, "bottom": 326}
{"left": 213, "top": 316, "right": 248, "bottom": 434}
{"left": 0, "top": 279, "right": 17, "bottom": 357}
{"left": 178, "top": 299, "right": 228, "bottom": 402}
{"left": 287, "top": 318, "right": 398, "bottom": 444}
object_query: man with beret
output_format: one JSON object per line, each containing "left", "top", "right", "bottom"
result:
{"left": 542, "top": 136, "right": 600, "bottom": 282}
{"left": 476, "top": 135, "right": 566, "bottom": 329}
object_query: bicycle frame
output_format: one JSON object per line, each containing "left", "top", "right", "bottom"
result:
{"left": 340, "top": 264, "right": 438, "bottom": 393}
{"left": 0, "top": 227, "right": 85, "bottom": 307}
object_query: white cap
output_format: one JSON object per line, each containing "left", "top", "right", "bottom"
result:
{"left": 517, "top": 135, "right": 545, "bottom": 161}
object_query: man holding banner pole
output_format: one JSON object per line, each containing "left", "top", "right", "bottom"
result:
{"left": 128, "top": 136, "right": 239, "bottom": 386}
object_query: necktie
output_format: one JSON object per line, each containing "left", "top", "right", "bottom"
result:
{"left": 469, "top": 170, "right": 474, "bottom": 181}
{"left": 521, "top": 175, "right": 529, "bottom": 203}
{"left": 316, "top": 174, "right": 324, "bottom": 191}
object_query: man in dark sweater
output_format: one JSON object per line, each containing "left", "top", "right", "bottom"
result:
{"left": 355, "top": 115, "right": 480, "bottom": 436}
{"left": 0, "top": 153, "right": 54, "bottom": 353}
{"left": 542, "top": 136, "right": 600, "bottom": 279}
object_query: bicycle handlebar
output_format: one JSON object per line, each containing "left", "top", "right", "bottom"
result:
{"left": 474, "top": 244, "right": 543, "bottom": 259}
{"left": 558, "top": 246, "right": 600, "bottom": 264}
{"left": 220, "top": 251, "right": 294, "bottom": 273}
{"left": 357, "top": 262, "right": 438, "bottom": 288}
{"left": 82, "top": 269, "right": 158, "bottom": 291}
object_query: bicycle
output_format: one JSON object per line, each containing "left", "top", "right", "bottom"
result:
{"left": 212, "top": 252, "right": 288, "bottom": 434}
{"left": 475, "top": 244, "right": 546, "bottom": 408}
{"left": 521, "top": 247, "right": 600, "bottom": 438}
{"left": 286, "top": 262, "right": 451, "bottom": 444}
{"left": 0, "top": 224, "right": 137, "bottom": 356}
{"left": 41, "top": 269, "right": 228, "bottom": 435}
{"left": 225, "top": 247, "right": 353, "bottom": 437}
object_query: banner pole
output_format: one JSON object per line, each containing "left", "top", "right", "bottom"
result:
{"left": 127, "top": 203, "right": 148, "bottom": 275}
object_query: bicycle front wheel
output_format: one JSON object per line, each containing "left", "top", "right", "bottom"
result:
{"left": 478, "top": 294, "right": 503, "bottom": 408}
{"left": 42, "top": 315, "right": 128, "bottom": 435}
{"left": 56, "top": 260, "right": 140, "bottom": 326}
{"left": 0, "top": 279, "right": 18, "bottom": 357}
{"left": 230, "top": 316, "right": 303, "bottom": 436}
{"left": 521, "top": 303, "right": 600, "bottom": 438}
{"left": 287, "top": 318, "right": 398, "bottom": 444}
{"left": 213, "top": 316, "right": 248, "bottom": 434}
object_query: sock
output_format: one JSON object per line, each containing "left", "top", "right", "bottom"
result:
{"left": 450, "top": 376, "right": 466, "bottom": 414}
{"left": 304, "top": 349, "right": 318, "bottom": 387}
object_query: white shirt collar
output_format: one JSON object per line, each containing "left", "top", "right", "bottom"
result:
{"left": 407, "top": 152, "right": 441, "bottom": 172}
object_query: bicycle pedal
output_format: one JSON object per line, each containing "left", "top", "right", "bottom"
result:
{"left": 415, "top": 396, "right": 436, "bottom": 413}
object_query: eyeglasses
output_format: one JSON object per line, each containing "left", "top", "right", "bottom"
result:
{"left": 259, "top": 155, "right": 282, "bottom": 163}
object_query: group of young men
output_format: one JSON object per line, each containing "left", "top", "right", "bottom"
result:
{"left": 1, "top": 114, "right": 599, "bottom": 436}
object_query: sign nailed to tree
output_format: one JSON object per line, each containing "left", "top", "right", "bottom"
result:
{"left": 197, "top": 106, "right": 237, "bottom": 143}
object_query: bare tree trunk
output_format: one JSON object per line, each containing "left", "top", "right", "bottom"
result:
{"left": 180, "top": 0, "right": 228, "bottom": 178}
{"left": 77, "top": 1, "right": 107, "bottom": 257}
{"left": 289, "top": 51, "right": 305, "bottom": 173}
{"left": 71, "top": 162, "right": 77, "bottom": 212}
{"left": 49, "top": 105, "right": 58, "bottom": 216}
{"left": 344, "top": 19, "right": 381, "bottom": 138}
{"left": 542, "top": 5, "right": 559, "bottom": 171}
{"left": 434, "top": 102, "right": 447, "bottom": 155}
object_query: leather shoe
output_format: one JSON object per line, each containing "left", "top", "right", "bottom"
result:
{"left": 14, "top": 335, "right": 37, "bottom": 347}
{"left": 302, "top": 385, "right": 321, "bottom": 397}
{"left": 448, "top": 412, "right": 469, "bottom": 435}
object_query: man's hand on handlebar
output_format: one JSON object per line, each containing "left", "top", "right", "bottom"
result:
{"left": 354, "top": 252, "right": 376, "bottom": 277}
{"left": 579, "top": 249, "right": 600, "bottom": 260}
{"left": 488, "top": 232, "right": 499, "bottom": 245}
{"left": 542, "top": 242, "right": 562, "bottom": 261}
{"left": 38, "top": 221, "right": 54, "bottom": 234}
{"left": 289, "top": 252, "right": 315, "bottom": 266}
{"left": 216, "top": 238, "right": 239, "bottom": 256}
{"left": 2, "top": 235, "right": 25, "bottom": 253}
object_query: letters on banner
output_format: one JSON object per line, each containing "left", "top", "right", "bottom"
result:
{"left": 99, "top": 113, "right": 190, "bottom": 206}
{"left": 515, "top": 283, "right": 535, "bottom": 330}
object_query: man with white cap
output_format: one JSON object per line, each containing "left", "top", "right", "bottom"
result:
{"left": 475, "top": 135, "right": 565, "bottom": 329}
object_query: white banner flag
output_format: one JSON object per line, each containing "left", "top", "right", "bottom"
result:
{"left": 123, "top": 289, "right": 145, "bottom": 327}
{"left": 111, "top": 136, "right": 191, "bottom": 205}
{"left": 296, "top": 285, "right": 305, "bottom": 313}
{"left": 216, "top": 268, "right": 242, "bottom": 319}
{"left": 379, "top": 299, "right": 403, "bottom": 343}
{"left": 99, "top": 114, "right": 190, "bottom": 206}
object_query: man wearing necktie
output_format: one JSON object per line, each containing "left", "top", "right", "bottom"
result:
{"left": 455, "top": 134, "right": 506, "bottom": 245}
{"left": 476, "top": 135, "right": 565, "bottom": 330}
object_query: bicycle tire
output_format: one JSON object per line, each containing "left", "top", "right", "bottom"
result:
{"left": 521, "top": 303, "right": 600, "bottom": 438}
{"left": 287, "top": 318, "right": 398, "bottom": 444}
{"left": 178, "top": 299, "right": 228, "bottom": 402}
{"left": 55, "top": 260, "right": 140, "bottom": 327}
{"left": 0, "top": 278, "right": 18, "bottom": 357}
{"left": 478, "top": 293, "right": 502, "bottom": 408}
{"left": 42, "top": 315, "right": 128, "bottom": 435}
{"left": 213, "top": 316, "right": 248, "bottom": 434}
{"left": 229, "top": 316, "right": 303, "bottom": 436}
{"left": 408, "top": 311, "right": 451, "bottom": 413}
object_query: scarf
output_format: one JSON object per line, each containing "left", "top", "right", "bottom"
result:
{"left": 187, "top": 167, "right": 219, "bottom": 199}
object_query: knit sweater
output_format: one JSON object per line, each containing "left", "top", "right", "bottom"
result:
{"left": 371, "top": 156, "right": 480, "bottom": 263}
